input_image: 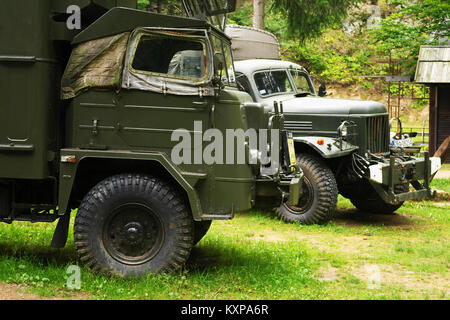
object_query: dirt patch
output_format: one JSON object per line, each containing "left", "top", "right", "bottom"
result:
{"left": 316, "top": 264, "right": 339, "bottom": 282}
{"left": 349, "top": 264, "right": 449, "bottom": 298}
{"left": 314, "top": 263, "right": 448, "bottom": 298}
{"left": 251, "top": 231, "right": 290, "bottom": 242}
{"left": 0, "top": 282, "right": 90, "bottom": 300}
{"left": 0, "top": 283, "right": 41, "bottom": 300}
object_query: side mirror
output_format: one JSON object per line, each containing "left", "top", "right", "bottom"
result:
{"left": 214, "top": 53, "right": 225, "bottom": 74}
{"left": 318, "top": 84, "right": 327, "bottom": 97}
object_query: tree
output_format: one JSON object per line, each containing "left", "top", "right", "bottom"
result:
{"left": 270, "top": 0, "right": 360, "bottom": 42}
{"left": 370, "top": 0, "right": 450, "bottom": 72}
{"left": 253, "top": 0, "right": 265, "bottom": 29}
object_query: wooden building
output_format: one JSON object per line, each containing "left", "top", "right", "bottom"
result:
{"left": 415, "top": 45, "right": 450, "bottom": 162}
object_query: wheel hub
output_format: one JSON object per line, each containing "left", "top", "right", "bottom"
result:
{"left": 103, "top": 203, "right": 164, "bottom": 265}
{"left": 123, "top": 222, "right": 144, "bottom": 243}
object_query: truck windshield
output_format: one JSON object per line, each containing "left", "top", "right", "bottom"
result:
{"left": 131, "top": 35, "right": 207, "bottom": 80}
{"left": 290, "top": 69, "right": 314, "bottom": 95}
{"left": 253, "top": 70, "right": 294, "bottom": 96}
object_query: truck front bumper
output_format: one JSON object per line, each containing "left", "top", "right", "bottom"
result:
{"left": 367, "top": 152, "right": 441, "bottom": 204}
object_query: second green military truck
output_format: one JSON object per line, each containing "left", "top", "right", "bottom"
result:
{"left": 0, "top": 1, "right": 302, "bottom": 277}
{"left": 226, "top": 25, "right": 441, "bottom": 225}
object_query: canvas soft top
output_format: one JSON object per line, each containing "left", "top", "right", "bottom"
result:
{"left": 72, "top": 7, "right": 212, "bottom": 45}
{"left": 62, "top": 28, "right": 215, "bottom": 99}
{"left": 225, "top": 25, "right": 281, "bottom": 61}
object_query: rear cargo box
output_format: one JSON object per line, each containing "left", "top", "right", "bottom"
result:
{"left": 0, "top": 0, "right": 136, "bottom": 179}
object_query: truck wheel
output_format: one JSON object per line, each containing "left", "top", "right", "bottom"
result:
{"left": 193, "top": 220, "right": 212, "bottom": 246}
{"left": 350, "top": 183, "right": 408, "bottom": 215}
{"left": 276, "top": 153, "right": 337, "bottom": 224}
{"left": 74, "top": 174, "right": 194, "bottom": 277}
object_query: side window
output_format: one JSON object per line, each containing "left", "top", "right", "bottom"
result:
{"left": 290, "top": 70, "right": 314, "bottom": 94}
{"left": 131, "top": 35, "right": 207, "bottom": 80}
{"left": 211, "top": 34, "right": 236, "bottom": 85}
{"left": 223, "top": 44, "right": 236, "bottom": 84}
{"left": 236, "top": 73, "right": 255, "bottom": 100}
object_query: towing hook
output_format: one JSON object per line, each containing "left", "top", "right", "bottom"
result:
{"left": 288, "top": 163, "right": 301, "bottom": 176}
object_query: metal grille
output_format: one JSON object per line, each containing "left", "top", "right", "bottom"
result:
{"left": 366, "top": 116, "right": 389, "bottom": 153}
{"left": 284, "top": 121, "right": 313, "bottom": 132}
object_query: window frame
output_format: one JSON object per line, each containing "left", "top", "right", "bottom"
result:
{"left": 129, "top": 31, "right": 209, "bottom": 82}
{"left": 210, "top": 32, "right": 236, "bottom": 86}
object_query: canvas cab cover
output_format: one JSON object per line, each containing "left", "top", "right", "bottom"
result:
{"left": 61, "top": 27, "right": 215, "bottom": 99}
{"left": 60, "top": 5, "right": 236, "bottom": 99}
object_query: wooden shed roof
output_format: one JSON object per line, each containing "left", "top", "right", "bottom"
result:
{"left": 415, "top": 46, "right": 450, "bottom": 83}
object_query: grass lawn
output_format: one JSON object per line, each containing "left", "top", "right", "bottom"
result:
{"left": 0, "top": 196, "right": 448, "bottom": 300}
{"left": 431, "top": 178, "right": 450, "bottom": 194}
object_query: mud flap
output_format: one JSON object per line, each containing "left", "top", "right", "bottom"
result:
{"left": 50, "top": 212, "right": 71, "bottom": 248}
{"left": 0, "top": 185, "right": 11, "bottom": 219}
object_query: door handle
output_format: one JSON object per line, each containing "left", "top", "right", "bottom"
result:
{"left": 193, "top": 101, "right": 208, "bottom": 106}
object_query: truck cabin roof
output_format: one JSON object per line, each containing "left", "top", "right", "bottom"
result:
{"left": 73, "top": 7, "right": 229, "bottom": 45}
{"left": 234, "top": 59, "right": 308, "bottom": 77}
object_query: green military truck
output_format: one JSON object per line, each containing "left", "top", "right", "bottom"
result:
{"left": 226, "top": 25, "right": 441, "bottom": 225}
{"left": 0, "top": 1, "right": 302, "bottom": 277}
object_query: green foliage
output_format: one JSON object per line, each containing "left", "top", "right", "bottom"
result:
{"left": 227, "top": 1, "right": 253, "bottom": 25}
{"left": 228, "top": 0, "right": 289, "bottom": 42}
{"left": 431, "top": 178, "right": 450, "bottom": 194}
{"left": 370, "top": 0, "right": 450, "bottom": 73}
{"left": 270, "top": 0, "right": 361, "bottom": 43}
{"left": 283, "top": 29, "right": 381, "bottom": 84}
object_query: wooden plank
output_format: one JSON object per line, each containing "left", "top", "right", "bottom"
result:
{"left": 434, "top": 136, "right": 450, "bottom": 164}
{"left": 385, "top": 75, "right": 412, "bottom": 82}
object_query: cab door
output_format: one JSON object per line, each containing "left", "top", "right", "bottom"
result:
{"left": 116, "top": 29, "right": 214, "bottom": 158}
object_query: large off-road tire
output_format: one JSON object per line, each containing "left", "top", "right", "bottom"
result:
{"left": 276, "top": 153, "right": 338, "bottom": 225}
{"left": 350, "top": 183, "right": 409, "bottom": 215}
{"left": 193, "top": 220, "right": 212, "bottom": 246}
{"left": 74, "top": 174, "right": 194, "bottom": 277}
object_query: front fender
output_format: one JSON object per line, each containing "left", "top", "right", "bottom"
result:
{"left": 58, "top": 148, "right": 204, "bottom": 220}
{"left": 293, "top": 136, "right": 358, "bottom": 159}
